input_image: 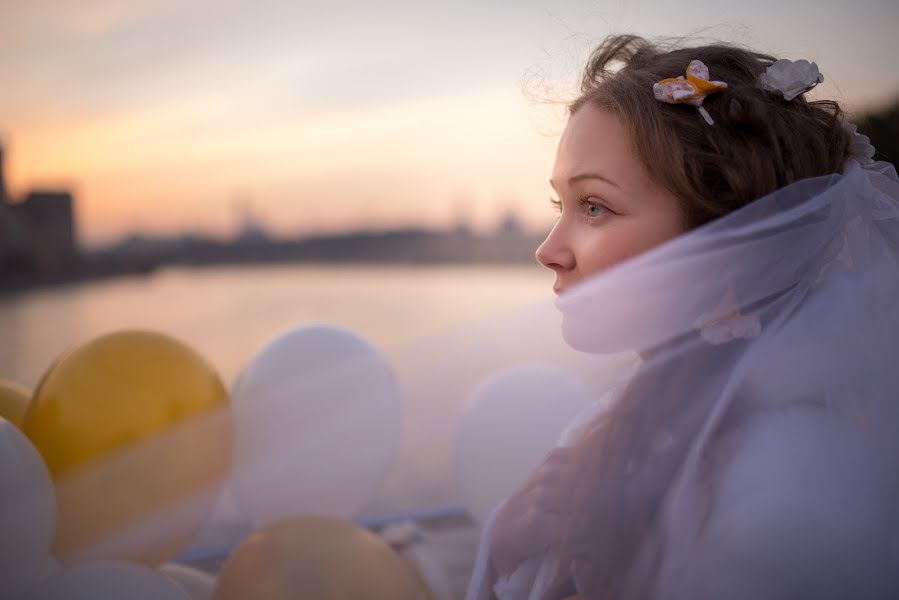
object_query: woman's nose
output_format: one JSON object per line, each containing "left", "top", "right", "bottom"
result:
{"left": 535, "top": 223, "right": 575, "bottom": 271}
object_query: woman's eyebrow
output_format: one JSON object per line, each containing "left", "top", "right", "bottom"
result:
{"left": 549, "top": 172, "right": 622, "bottom": 190}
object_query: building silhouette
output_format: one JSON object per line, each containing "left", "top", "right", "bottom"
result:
{"left": 233, "top": 199, "right": 271, "bottom": 246}
{"left": 0, "top": 139, "right": 79, "bottom": 280}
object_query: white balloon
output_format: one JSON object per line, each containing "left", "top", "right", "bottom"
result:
{"left": 28, "top": 561, "right": 189, "bottom": 600}
{"left": 453, "top": 364, "right": 595, "bottom": 523}
{"left": 230, "top": 324, "right": 403, "bottom": 528}
{"left": 0, "top": 418, "right": 55, "bottom": 600}
{"left": 160, "top": 563, "right": 215, "bottom": 600}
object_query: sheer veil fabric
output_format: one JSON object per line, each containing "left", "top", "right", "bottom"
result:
{"left": 467, "top": 161, "right": 899, "bottom": 599}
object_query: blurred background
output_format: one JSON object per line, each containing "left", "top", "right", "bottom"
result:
{"left": 1, "top": 1, "right": 896, "bottom": 594}
{"left": 1, "top": 0, "right": 898, "bottom": 551}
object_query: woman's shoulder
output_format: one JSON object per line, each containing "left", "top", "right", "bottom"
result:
{"left": 657, "top": 397, "right": 899, "bottom": 599}
{"left": 711, "top": 398, "right": 896, "bottom": 529}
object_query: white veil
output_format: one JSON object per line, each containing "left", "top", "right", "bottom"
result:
{"left": 551, "top": 160, "right": 899, "bottom": 598}
{"left": 557, "top": 161, "right": 899, "bottom": 356}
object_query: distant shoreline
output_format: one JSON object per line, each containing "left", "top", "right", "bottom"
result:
{"left": 0, "top": 253, "right": 544, "bottom": 297}
{"left": 1, "top": 226, "right": 547, "bottom": 296}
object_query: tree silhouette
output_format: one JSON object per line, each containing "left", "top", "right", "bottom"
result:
{"left": 857, "top": 97, "right": 899, "bottom": 167}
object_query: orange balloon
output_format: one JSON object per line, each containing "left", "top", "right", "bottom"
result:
{"left": 214, "top": 517, "right": 428, "bottom": 600}
{"left": 23, "top": 330, "right": 231, "bottom": 566}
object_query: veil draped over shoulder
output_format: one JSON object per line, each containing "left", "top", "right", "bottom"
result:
{"left": 466, "top": 161, "right": 899, "bottom": 600}
{"left": 539, "top": 160, "right": 899, "bottom": 599}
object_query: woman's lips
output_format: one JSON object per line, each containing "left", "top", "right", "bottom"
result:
{"left": 553, "top": 282, "right": 574, "bottom": 296}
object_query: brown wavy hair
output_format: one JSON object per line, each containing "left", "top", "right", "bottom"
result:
{"left": 545, "top": 35, "right": 852, "bottom": 599}
{"left": 569, "top": 34, "right": 850, "bottom": 228}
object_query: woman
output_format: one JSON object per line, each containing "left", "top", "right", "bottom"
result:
{"left": 466, "top": 35, "right": 899, "bottom": 599}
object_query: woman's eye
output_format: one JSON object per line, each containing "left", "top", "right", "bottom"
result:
{"left": 549, "top": 197, "right": 562, "bottom": 213}
{"left": 579, "top": 197, "right": 609, "bottom": 219}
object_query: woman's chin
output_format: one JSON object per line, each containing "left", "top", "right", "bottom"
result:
{"left": 561, "top": 313, "right": 611, "bottom": 353}
{"left": 560, "top": 304, "right": 650, "bottom": 354}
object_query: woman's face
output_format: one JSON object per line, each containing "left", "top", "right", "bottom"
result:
{"left": 536, "top": 104, "right": 686, "bottom": 294}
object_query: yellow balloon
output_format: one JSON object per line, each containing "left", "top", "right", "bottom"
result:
{"left": 0, "top": 378, "right": 31, "bottom": 428}
{"left": 214, "top": 517, "right": 428, "bottom": 600}
{"left": 23, "top": 330, "right": 231, "bottom": 566}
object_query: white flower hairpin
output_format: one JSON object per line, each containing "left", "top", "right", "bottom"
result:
{"left": 759, "top": 59, "right": 824, "bottom": 101}
{"left": 759, "top": 59, "right": 879, "bottom": 171}
{"left": 653, "top": 60, "right": 727, "bottom": 125}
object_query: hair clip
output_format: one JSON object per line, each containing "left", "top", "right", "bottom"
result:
{"left": 759, "top": 59, "right": 823, "bottom": 101}
{"left": 653, "top": 60, "right": 727, "bottom": 125}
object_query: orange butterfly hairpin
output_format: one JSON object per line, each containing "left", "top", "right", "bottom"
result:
{"left": 653, "top": 60, "right": 727, "bottom": 125}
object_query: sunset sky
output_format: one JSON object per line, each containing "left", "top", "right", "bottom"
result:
{"left": 2, "top": 0, "right": 897, "bottom": 248}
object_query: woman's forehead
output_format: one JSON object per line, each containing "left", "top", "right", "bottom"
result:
{"left": 554, "top": 106, "right": 634, "bottom": 183}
